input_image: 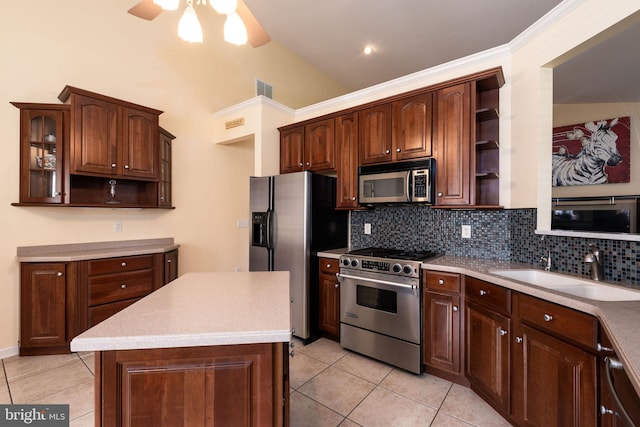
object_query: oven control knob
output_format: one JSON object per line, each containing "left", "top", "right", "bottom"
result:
{"left": 392, "top": 263, "right": 402, "bottom": 273}
{"left": 403, "top": 265, "right": 414, "bottom": 275}
{"left": 350, "top": 259, "right": 359, "bottom": 267}
{"left": 341, "top": 258, "right": 350, "bottom": 267}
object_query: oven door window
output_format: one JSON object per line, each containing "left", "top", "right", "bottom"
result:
{"left": 356, "top": 285, "right": 397, "bottom": 314}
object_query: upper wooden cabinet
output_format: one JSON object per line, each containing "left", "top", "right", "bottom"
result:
{"left": 12, "top": 87, "right": 174, "bottom": 208}
{"left": 280, "top": 120, "right": 335, "bottom": 173}
{"left": 158, "top": 127, "right": 175, "bottom": 207}
{"left": 305, "top": 118, "right": 335, "bottom": 172}
{"left": 392, "top": 92, "right": 433, "bottom": 161}
{"left": 59, "top": 86, "right": 161, "bottom": 180}
{"left": 11, "top": 103, "right": 69, "bottom": 204}
{"left": 335, "top": 113, "right": 359, "bottom": 209}
{"left": 434, "top": 83, "right": 472, "bottom": 206}
{"left": 359, "top": 104, "right": 393, "bottom": 165}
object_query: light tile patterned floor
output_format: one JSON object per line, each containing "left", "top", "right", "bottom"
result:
{"left": 0, "top": 338, "right": 512, "bottom": 426}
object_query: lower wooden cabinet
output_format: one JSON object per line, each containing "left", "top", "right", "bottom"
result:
{"left": 511, "top": 293, "right": 598, "bottom": 426}
{"left": 20, "top": 249, "right": 178, "bottom": 355}
{"left": 97, "top": 342, "right": 288, "bottom": 426}
{"left": 19, "top": 262, "right": 79, "bottom": 355}
{"left": 318, "top": 257, "right": 340, "bottom": 341}
{"left": 512, "top": 323, "right": 596, "bottom": 427}
{"left": 423, "top": 271, "right": 466, "bottom": 384}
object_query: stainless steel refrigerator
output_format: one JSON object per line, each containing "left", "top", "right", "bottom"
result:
{"left": 249, "top": 172, "right": 348, "bottom": 341}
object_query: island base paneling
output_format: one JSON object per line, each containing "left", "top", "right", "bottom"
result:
{"left": 96, "top": 342, "right": 288, "bottom": 427}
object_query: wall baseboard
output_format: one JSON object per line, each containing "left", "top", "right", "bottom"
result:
{"left": 0, "top": 345, "right": 19, "bottom": 360}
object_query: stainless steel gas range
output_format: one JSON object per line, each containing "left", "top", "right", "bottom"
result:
{"left": 337, "top": 247, "right": 440, "bottom": 374}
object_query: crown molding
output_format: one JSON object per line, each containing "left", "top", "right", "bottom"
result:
{"left": 509, "top": 0, "right": 586, "bottom": 52}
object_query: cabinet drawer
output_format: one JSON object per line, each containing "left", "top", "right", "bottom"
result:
{"left": 87, "top": 255, "right": 154, "bottom": 276}
{"left": 426, "top": 271, "right": 461, "bottom": 293}
{"left": 88, "top": 297, "right": 141, "bottom": 327}
{"left": 516, "top": 293, "right": 597, "bottom": 349}
{"left": 465, "top": 276, "right": 511, "bottom": 314}
{"left": 89, "top": 269, "right": 154, "bottom": 306}
{"left": 319, "top": 258, "right": 340, "bottom": 275}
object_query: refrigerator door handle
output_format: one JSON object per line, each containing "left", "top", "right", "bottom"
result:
{"left": 266, "top": 209, "right": 275, "bottom": 250}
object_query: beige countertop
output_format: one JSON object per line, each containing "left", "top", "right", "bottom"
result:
{"left": 16, "top": 238, "right": 179, "bottom": 262}
{"left": 70, "top": 271, "right": 291, "bottom": 352}
{"left": 421, "top": 255, "right": 640, "bottom": 396}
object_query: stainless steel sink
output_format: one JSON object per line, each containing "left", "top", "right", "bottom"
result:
{"left": 491, "top": 269, "right": 640, "bottom": 301}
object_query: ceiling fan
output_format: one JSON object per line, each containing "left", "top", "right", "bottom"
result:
{"left": 128, "top": 0, "right": 270, "bottom": 47}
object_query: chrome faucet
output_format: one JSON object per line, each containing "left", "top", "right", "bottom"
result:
{"left": 539, "top": 251, "right": 552, "bottom": 271}
{"left": 584, "top": 244, "right": 604, "bottom": 281}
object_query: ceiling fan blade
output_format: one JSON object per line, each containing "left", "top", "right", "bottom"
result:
{"left": 128, "top": 0, "right": 164, "bottom": 21}
{"left": 237, "top": 0, "right": 271, "bottom": 47}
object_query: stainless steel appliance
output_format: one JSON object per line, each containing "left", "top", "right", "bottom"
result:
{"left": 250, "top": 172, "right": 348, "bottom": 341}
{"left": 358, "top": 159, "right": 434, "bottom": 205}
{"left": 338, "top": 247, "right": 440, "bottom": 374}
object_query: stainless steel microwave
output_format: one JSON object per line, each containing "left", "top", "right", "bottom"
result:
{"left": 358, "top": 159, "right": 435, "bottom": 205}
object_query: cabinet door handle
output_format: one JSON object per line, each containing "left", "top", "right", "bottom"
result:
{"left": 167, "top": 259, "right": 172, "bottom": 263}
{"left": 597, "top": 343, "right": 614, "bottom": 353}
{"left": 124, "top": 164, "right": 130, "bottom": 169}
{"left": 543, "top": 314, "right": 553, "bottom": 322}
{"left": 479, "top": 289, "right": 487, "bottom": 296}
{"left": 305, "top": 162, "right": 310, "bottom": 166}
{"left": 57, "top": 272, "right": 63, "bottom": 277}
{"left": 452, "top": 305, "right": 458, "bottom": 312}
{"left": 121, "top": 262, "right": 127, "bottom": 267}
{"left": 396, "top": 148, "right": 401, "bottom": 153}
{"left": 385, "top": 149, "right": 390, "bottom": 154}
{"left": 111, "top": 163, "right": 117, "bottom": 168}
{"left": 499, "top": 328, "right": 507, "bottom": 336}
{"left": 438, "top": 279, "right": 445, "bottom": 285}
{"left": 351, "top": 197, "right": 356, "bottom": 201}
{"left": 298, "top": 162, "right": 303, "bottom": 166}
{"left": 121, "top": 284, "right": 127, "bottom": 289}
{"left": 437, "top": 192, "right": 443, "bottom": 197}
{"left": 335, "top": 283, "right": 339, "bottom": 288}
{"left": 516, "top": 336, "right": 523, "bottom": 343}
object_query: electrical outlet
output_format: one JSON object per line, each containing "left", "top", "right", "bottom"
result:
{"left": 461, "top": 224, "right": 471, "bottom": 239}
{"left": 364, "top": 223, "right": 372, "bottom": 235}
{"left": 113, "top": 221, "right": 123, "bottom": 233}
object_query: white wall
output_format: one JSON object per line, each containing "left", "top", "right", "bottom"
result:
{"left": 0, "top": 0, "right": 348, "bottom": 354}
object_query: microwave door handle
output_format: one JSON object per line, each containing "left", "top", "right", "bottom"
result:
{"left": 406, "top": 171, "right": 412, "bottom": 202}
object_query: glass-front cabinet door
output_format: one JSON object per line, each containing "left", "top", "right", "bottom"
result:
{"left": 13, "top": 103, "right": 68, "bottom": 204}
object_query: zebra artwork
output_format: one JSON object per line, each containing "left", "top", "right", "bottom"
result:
{"left": 552, "top": 118, "right": 626, "bottom": 186}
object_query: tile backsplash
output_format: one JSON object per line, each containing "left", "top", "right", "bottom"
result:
{"left": 350, "top": 206, "right": 639, "bottom": 287}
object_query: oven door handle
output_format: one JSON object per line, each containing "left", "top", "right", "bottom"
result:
{"left": 337, "top": 273, "right": 419, "bottom": 295}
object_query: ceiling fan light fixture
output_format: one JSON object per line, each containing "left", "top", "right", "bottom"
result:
{"left": 153, "top": 0, "right": 181, "bottom": 11}
{"left": 178, "top": 3, "right": 203, "bottom": 43}
{"left": 210, "top": 0, "right": 238, "bottom": 15}
{"left": 224, "top": 12, "right": 247, "bottom": 45}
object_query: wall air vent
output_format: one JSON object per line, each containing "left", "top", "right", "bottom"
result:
{"left": 256, "top": 79, "right": 273, "bottom": 99}
{"left": 225, "top": 117, "right": 245, "bottom": 129}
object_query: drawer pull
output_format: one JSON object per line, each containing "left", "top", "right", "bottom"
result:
{"left": 543, "top": 314, "right": 553, "bottom": 322}
{"left": 499, "top": 328, "right": 507, "bottom": 336}
{"left": 597, "top": 343, "right": 614, "bottom": 353}
{"left": 479, "top": 290, "right": 487, "bottom": 296}
{"left": 438, "top": 279, "right": 445, "bottom": 285}
{"left": 57, "top": 271, "right": 63, "bottom": 277}
{"left": 516, "top": 336, "right": 523, "bottom": 344}
{"left": 453, "top": 305, "right": 458, "bottom": 312}
{"left": 121, "top": 284, "right": 127, "bottom": 289}
{"left": 121, "top": 262, "right": 127, "bottom": 267}
{"left": 335, "top": 283, "right": 339, "bottom": 288}
{"left": 326, "top": 264, "right": 331, "bottom": 268}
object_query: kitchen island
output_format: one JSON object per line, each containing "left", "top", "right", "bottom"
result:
{"left": 71, "top": 271, "right": 291, "bottom": 427}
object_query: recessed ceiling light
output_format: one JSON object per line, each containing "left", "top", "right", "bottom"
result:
{"left": 363, "top": 46, "right": 374, "bottom": 55}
